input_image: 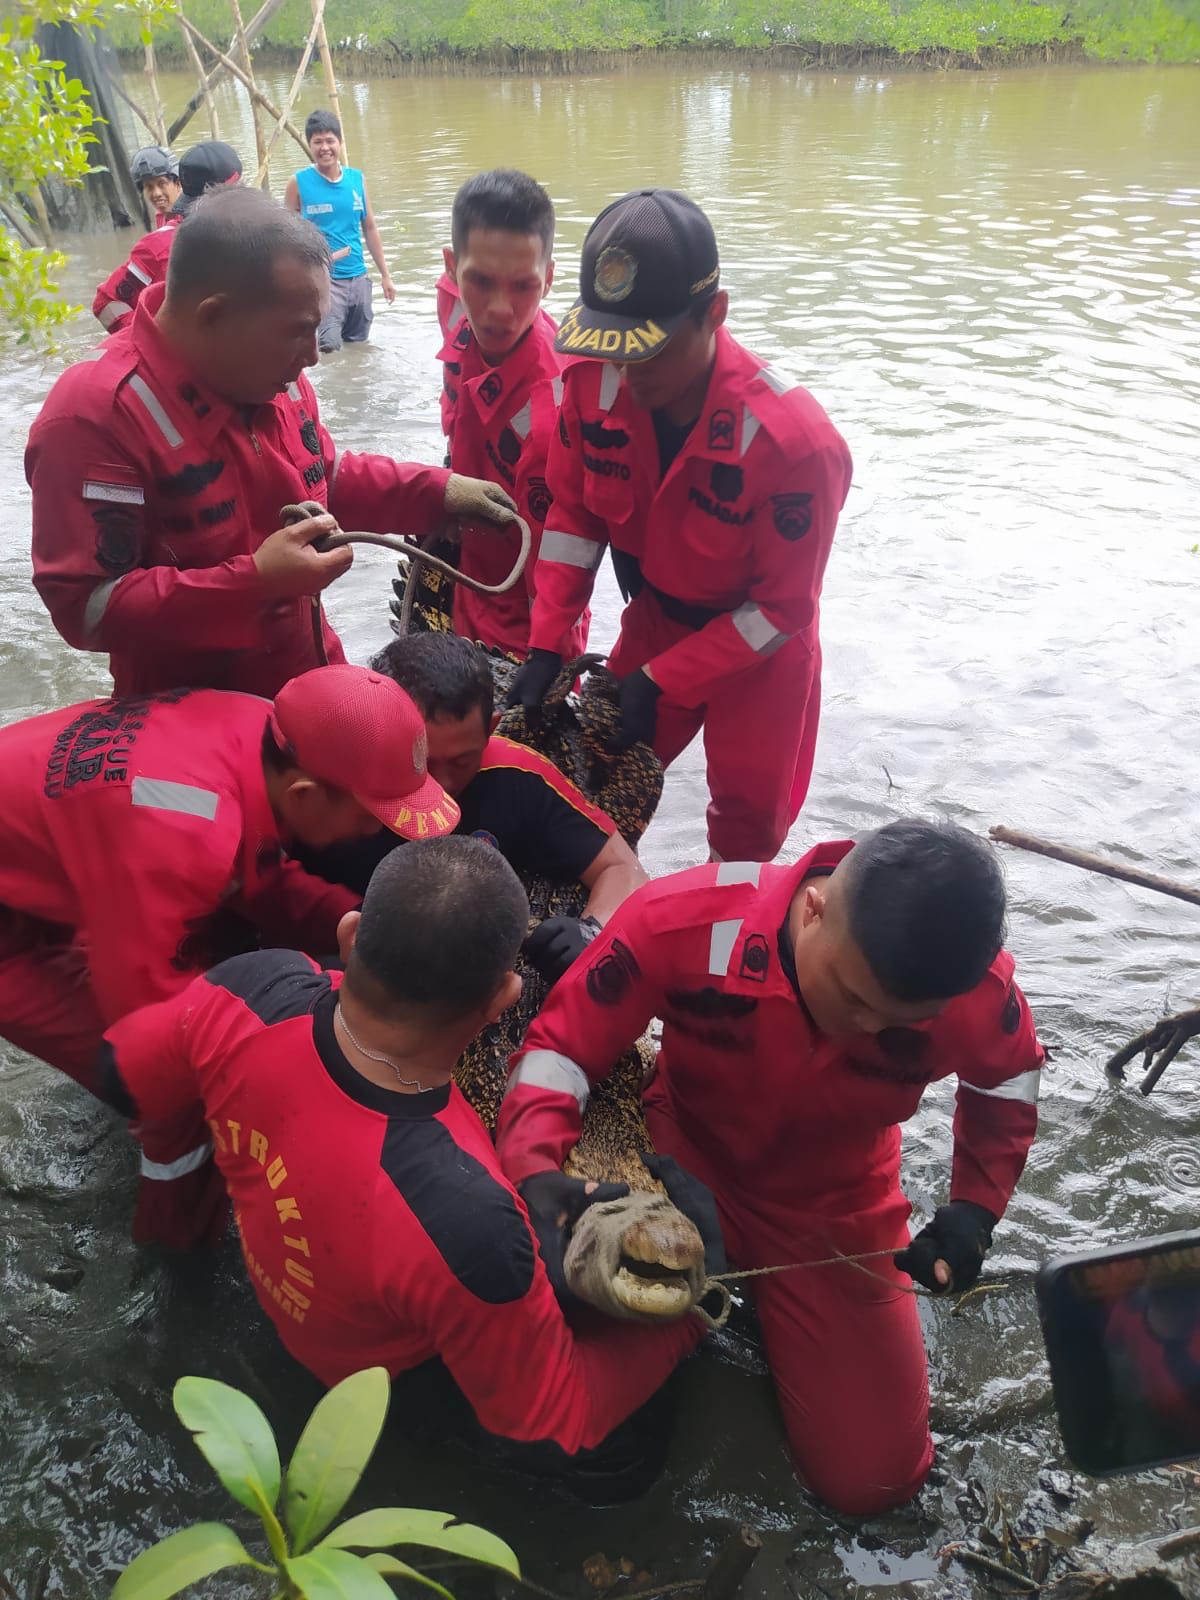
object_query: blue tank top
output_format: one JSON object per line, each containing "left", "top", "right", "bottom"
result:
{"left": 295, "top": 165, "right": 367, "bottom": 280}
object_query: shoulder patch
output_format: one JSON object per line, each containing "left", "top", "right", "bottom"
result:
{"left": 381, "top": 1121, "right": 534, "bottom": 1304}
{"left": 204, "top": 949, "right": 328, "bottom": 1024}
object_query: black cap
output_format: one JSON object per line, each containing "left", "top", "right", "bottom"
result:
{"left": 179, "top": 140, "right": 243, "bottom": 198}
{"left": 555, "top": 188, "right": 720, "bottom": 364}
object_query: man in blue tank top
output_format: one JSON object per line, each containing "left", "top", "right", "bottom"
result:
{"left": 286, "top": 110, "right": 395, "bottom": 353}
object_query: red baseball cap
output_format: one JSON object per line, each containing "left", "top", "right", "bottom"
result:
{"left": 270, "top": 665, "right": 459, "bottom": 839}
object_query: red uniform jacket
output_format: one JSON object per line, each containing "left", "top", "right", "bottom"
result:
{"left": 499, "top": 844, "right": 1043, "bottom": 1226}
{"left": 0, "top": 689, "right": 356, "bottom": 1026}
{"left": 92, "top": 214, "right": 180, "bottom": 333}
{"left": 439, "top": 314, "right": 586, "bottom": 659}
{"left": 102, "top": 950, "right": 699, "bottom": 1447}
{"left": 27, "top": 283, "right": 451, "bottom": 698}
{"left": 530, "top": 327, "right": 852, "bottom": 707}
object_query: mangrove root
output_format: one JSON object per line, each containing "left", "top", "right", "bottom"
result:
{"left": 1105, "top": 1006, "right": 1200, "bottom": 1094}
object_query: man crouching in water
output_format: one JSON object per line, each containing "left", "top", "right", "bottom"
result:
{"left": 297, "top": 631, "right": 647, "bottom": 986}
{"left": 99, "top": 838, "right": 718, "bottom": 1501}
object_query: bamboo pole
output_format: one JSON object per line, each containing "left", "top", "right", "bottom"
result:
{"left": 177, "top": 15, "right": 310, "bottom": 160}
{"left": 167, "top": 0, "right": 289, "bottom": 143}
{"left": 143, "top": 38, "right": 168, "bottom": 144}
{"left": 255, "top": 0, "right": 326, "bottom": 186}
{"left": 308, "top": 0, "right": 345, "bottom": 159}
{"left": 228, "top": 0, "right": 269, "bottom": 190}
{"left": 989, "top": 827, "right": 1200, "bottom": 909}
{"left": 179, "top": 19, "right": 222, "bottom": 139}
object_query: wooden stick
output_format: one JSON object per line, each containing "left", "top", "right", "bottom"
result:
{"left": 107, "top": 73, "right": 163, "bottom": 144}
{"left": 0, "top": 197, "right": 40, "bottom": 249}
{"left": 309, "top": 0, "right": 345, "bottom": 158}
{"left": 702, "top": 1528, "right": 762, "bottom": 1600}
{"left": 989, "top": 827, "right": 1200, "bottom": 909}
{"left": 167, "top": 0, "right": 288, "bottom": 143}
{"left": 179, "top": 19, "right": 221, "bottom": 139}
{"left": 144, "top": 37, "right": 167, "bottom": 144}
{"left": 177, "top": 15, "right": 309, "bottom": 160}
{"left": 256, "top": 0, "right": 325, "bottom": 185}
{"left": 229, "top": 0, "right": 269, "bottom": 190}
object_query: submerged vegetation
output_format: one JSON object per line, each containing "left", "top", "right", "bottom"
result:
{"left": 110, "top": 0, "right": 1200, "bottom": 66}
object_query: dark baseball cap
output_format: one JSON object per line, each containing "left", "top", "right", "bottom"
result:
{"left": 179, "top": 140, "right": 243, "bottom": 198}
{"left": 554, "top": 188, "right": 720, "bottom": 365}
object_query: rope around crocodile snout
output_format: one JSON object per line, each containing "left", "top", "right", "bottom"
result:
{"left": 279, "top": 500, "right": 532, "bottom": 664}
{"left": 691, "top": 1248, "right": 1031, "bottom": 1330}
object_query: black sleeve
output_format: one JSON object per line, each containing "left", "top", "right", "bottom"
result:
{"left": 463, "top": 766, "right": 610, "bottom": 885}
{"left": 95, "top": 1039, "right": 136, "bottom": 1116}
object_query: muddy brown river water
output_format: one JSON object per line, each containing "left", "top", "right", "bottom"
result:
{"left": 2, "top": 57, "right": 1199, "bottom": 1600}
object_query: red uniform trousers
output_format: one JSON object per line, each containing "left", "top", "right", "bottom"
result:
{"left": 608, "top": 590, "right": 821, "bottom": 862}
{"left": 646, "top": 1087, "right": 932, "bottom": 1514}
{"left": 0, "top": 911, "right": 103, "bottom": 1093}
{"left": 0, "top": 909, "right": 223, "bottom": 1246}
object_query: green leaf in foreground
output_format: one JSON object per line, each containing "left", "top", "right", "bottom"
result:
{"left": 284, "top": 1365, "right": 390, "bottom": 1554}
{"left": 111, "top": 1522, "right": 257, "bottom": 1599}
{"left": 285, "top": 1547, "right": 397, "bottom": 1598}
{"left": 173, "top": 1375, "right": 282, "bottom": 1517}
{"left": 319, "top": 1508, "right": 520, "bottom": 1575}
{"left": 363, "top": 1553, "right": 456, "bottom": 1600}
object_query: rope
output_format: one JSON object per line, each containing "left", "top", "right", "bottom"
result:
{"left": 692, "top": 1248, "right": 1032, "bottom": 1331}
{"left": 278, "top": 501, "right": 533, "bottom": 665}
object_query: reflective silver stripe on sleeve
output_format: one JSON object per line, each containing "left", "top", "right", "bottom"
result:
{"left": 756, "top": 364, "right": 793, "bottom": 397}
{"left": 128, "top": 374, "right": 183, "bottom": 448}
{"left": 329, "top": 448, "right": 342, "bottom": 494}
{"left": 598, "top": 363, "right": 621, "bottom": 412}
{"left": 98, "top": 300, "right": 131, "bottom": 330}
{"left": 286, "top": 382, "right": 302, "bottom": 402}
{"left": 505, "top": 1049, "right": 590, "bottom": 1112}
{"left": 127, "top": 261, "right": 153, "bottom": 287}
{"left": 715, "top": 861, "right": 761, "bottom": 888}
{"left": 540, "top": 529, "right": 603, "bottom": 571}
{"left": 740, "top": 404, "right": 761, "bottom": 456}
{"left": 732, "top": 602, "right": 788, "bottom": 656}
{"left": 708, "top": 918, "right": 743, "bottom": 977}
{"left": 131, "top": 777, "right": 220, "bottom": 820}
{"left": 960, "top": 1069, "right": 1041, "bottom": 1106}
{"left": 139, "top": 1141, "right": 214, "bottom": 1181}
{"left": 509, "top": 401, "right": 533, "bottom": 439}
{"left": 551, "top": 376, "right": 564, "bottom": 405}
{"left": 84, "top": 578, "right": 121, "bottom": 640}
{"left": 84, "top": 480, "right": 145, "bottom": 505}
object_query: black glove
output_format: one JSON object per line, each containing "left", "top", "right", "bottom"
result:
{"left": 523, "top": 915, "right": 602, "bottom": 988}
{"left": 607, "top": 669, "right": 662, "bottom": 753}
{"left": 506, "top": 649, "right": 563, "bottom": 714}
{"left": 893, "top": 1200, "right": 997, "bottom": 1293}
{"left": 640, "top": 1153, "right": 727, "bottom": 1278}
{"left": 519, "top": 1171, "right": 629, "bottom": 1310}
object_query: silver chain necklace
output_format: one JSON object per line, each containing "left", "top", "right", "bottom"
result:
{"left": 334, "top": 1003, "right": 434, "bottom": 1094}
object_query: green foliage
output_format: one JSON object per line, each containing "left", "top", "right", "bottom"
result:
{"left": 0, "top": 235, "right": 73, "bottom": 344}
{"left": 284, "top": 1367, "right": 389, "bottom": 1554}
{"left": 102, "top": 0, "right": 1200, "bottom": 60}
{"left": 0, "top": 0, "right": 140, "bottom": 346}
{"left": 112, "top": 1366, "right": 519, "bottom": 1600}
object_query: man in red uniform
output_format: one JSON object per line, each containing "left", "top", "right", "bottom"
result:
{"left": 92, "top": 141, "right": 242, "bottom": 334}
{"left": 427, "top": 169, "right": 581, "bottom": 660}
{"left": 508, "top": 189, "right": 853, "bottom": 863}
{"left": 98, "top": 837, "right": 715, "bottom": 1499}
{"left": 0, "top": 663, "right": 457, "bottom": 1099}
{"left": 498, "top": 819, "right": 1045, "bottom": 1513}
{"left": 297, "top": 632, "right": 647, "bottom": 984}
{"left": 32, "top": 187, "right": 515, "bottom": 700}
